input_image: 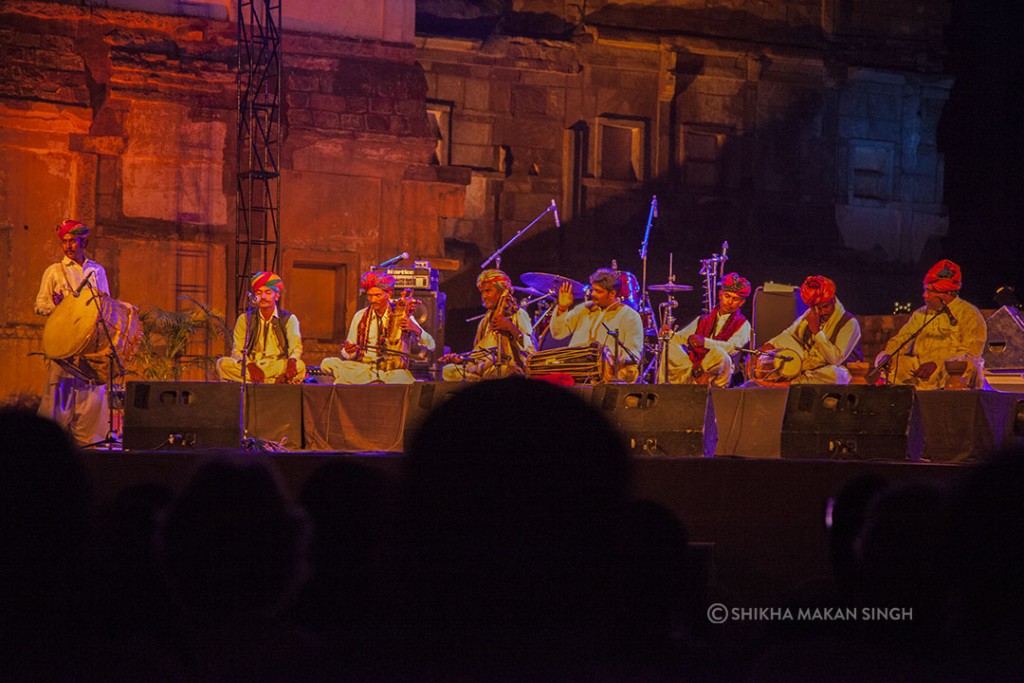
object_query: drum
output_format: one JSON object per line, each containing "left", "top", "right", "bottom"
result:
{"left": 526, "top": 344, "right": 613, "bottom": 385}
{"left": 749, "top": 341, "right": 804, "bottom": 386}
{"left": 619, "top": 271, "right": 641, "bottom": 309}
{"left": 43, "top": 291, "right": 142, "bottom": 384}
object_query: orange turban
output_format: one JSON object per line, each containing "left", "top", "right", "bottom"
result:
{"left": 923, "top": 260, "right": 962, "bottom": 292}
{"left": 800, "top": 275, "right": 836, "bottom": 306}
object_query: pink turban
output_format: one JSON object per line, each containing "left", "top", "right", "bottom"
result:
{"left": 251, "top": 271, "right": 284, "bottom": 294}
{"left": 800, "top": 275, "right": 836, "bottom": 306}
{"left": 923, "top": 260, "right": 962, "bottom": 292}
{"left": 57, "top": 219, "right": 89, "bottom": 239}
{"left": 360, "top": 271, "right": 396, "bottom": 292}
{"left": 721, "top": 272, "right": 751, "bottom": 298}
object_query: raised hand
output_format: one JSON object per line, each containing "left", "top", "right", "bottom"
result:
{"left": 557, "top": 281, "right": 575, "bottom": 312}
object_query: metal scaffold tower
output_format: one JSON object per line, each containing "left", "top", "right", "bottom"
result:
{"left": 235, "top": 0, "right": 282, "bottom": 313}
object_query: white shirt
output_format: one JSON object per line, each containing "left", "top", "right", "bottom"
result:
{"left": 35, "top": 257, "right": 110, "bottom": 316}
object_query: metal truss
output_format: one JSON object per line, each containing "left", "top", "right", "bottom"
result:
{"left": 235, "top": 0, "right": 282, "bottom": 313}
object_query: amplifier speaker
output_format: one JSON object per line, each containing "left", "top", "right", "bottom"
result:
{"left": 124, "top": 381, "right": 241, "bottom": 450}
{"left": 407, "top": 291, "right": 445, "bottom": 378}
{"left": 752, "top": 285, "right": 808, "bottom": 348}
{"left": 983, "top": 305, "right": 1024, "bottom": 371}
{"left": 594, "top": 384, "right": 716, "bottom": 458}
{"left": 780, "top": 385, "right": 915, "bottom": 461}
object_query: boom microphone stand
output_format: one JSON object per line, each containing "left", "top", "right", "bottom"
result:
{"left": 83, "top": 276, "right": 127, "bottom": 450}
{"left": 865, "top": 308, "right": 946, "bottom": 384}
{"left": 480, "top": 200, "right": 559, "bottom": 271}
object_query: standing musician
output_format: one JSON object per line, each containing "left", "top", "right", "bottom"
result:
{"left": 216, "top": 271, "right": 306, "bottom": 384}
{"left": 442, "top": 269, "right": 535, "bottom": 381}
{"left": 34, "top": 219, "right": 110, "bottom": 446}
{"left": 322, "top": 271, "right": 434, "bottom": 384}
{"left": 753, "top": 275, "right": 861, "bottom": 385}
{"left": 874, "top": 259, "right": 987, "bottom": 389}
{"left": 550, "top": 268, "right": 644, "bottom": 382}
{"left": 665, "top": 272, "right": 752, "bottom": 386}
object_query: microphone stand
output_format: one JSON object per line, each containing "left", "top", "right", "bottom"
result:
{"left": 480, "top": 203, "right": 557, "bottom": 271}
{"left": 636, "top": 196, "right": 657, "bottom": 376}
{"left": 82, "top": 279, "right": 127, "bottom": 450}
{"left": 239, "top": 297, "right": 257, "bottom": 449}
{"left": 865, "top": 309, "right": 945, "bottom": 384}
{"left": 602, "top": 323, "right": 640, "bottom": 382}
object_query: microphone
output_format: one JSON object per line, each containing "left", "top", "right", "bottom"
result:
{"left": 652, "top": 195, "right": 658, "bottom": 218}
{"left": 550, "top": 199, "right": 560, "bottom": 227}
{"left": 942, "top": 304, "right": 957, "bottom": 326}
{"left": 246, "top": 291, "right": 259, "bottom": 304}
{"left": 374, "top": 252, "right": 409, "bottom": 270}
{"left": 72, "top": 271, "right": 94, "bottom": 297}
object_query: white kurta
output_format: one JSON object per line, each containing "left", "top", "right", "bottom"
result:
{"left": 879, "top": 296, "right": 987, "bottom": 390}
{"left": 442, "top": 307, "right": 534, "bottom": 382}
{"left": 35, "top": 257, "right": 111, "bottom": 446}
{"left": 323, "top": 305, "right": 436, "bottom": 384}
{"left": 666, "top": 311, "right": 751, "bottom": 386}
{"left": 216, "top": 306, "right": 306, "bottom": 383}
{"left": 549, "top": 301, "right": 644, "bottom": 382}
{"left": 767, "top": 299, "right": 861, "bottom": 384}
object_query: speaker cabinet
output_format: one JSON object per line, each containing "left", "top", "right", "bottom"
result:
{"left": 781, "top": 385, "right": 915, "bottom": 461}
{"left": 407, "top": 291, "right": 445, "bottom": 379}
{"left": 752, "top": 284, "right": 808, "bottom": 348}
{"left": 124, "top": 382, "right": 303, "bottom": 450}
{"left": 124, "top": 381, "right": 241, "bottom": 450}
{"left": 595, "top": 385, "right": 716, "bottom": 458}
{"left": 984, "top": 305, "right": 1024, "bottom": 371}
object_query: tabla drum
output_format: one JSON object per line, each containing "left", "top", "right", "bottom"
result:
{"left": 43, "top": 291, "right": 142, "bottom": 384}
{"left": 526, "top": 344, "right": 614, "bottom": 385}
{"left": 750, "top": 340, "right": 804, "bottom": 386}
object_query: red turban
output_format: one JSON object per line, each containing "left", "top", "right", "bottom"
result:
{"left": 800, "top": 275, "right": 836, "bottom": 306}
{"left": 721, "top": 272, "right": 751, "bottom": 299}
{"left": 360, "top": 271, "right": 396, "bottom": 292}
{"left": 56, "top": 219, "right": 89, "bottom": 239}
{"left": 251, "top": 271, "right": 283, "bottom": 294}
{"left": 923, "top": 260, "right": 962, "bottom": 292}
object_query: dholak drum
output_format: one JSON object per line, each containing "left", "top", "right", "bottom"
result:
{"left": 43, "top": 292, "right": 142, "bottom": 384}
{"left": 526, "top": 344, "right": 613, "bottom": 385}
{"left": 750, "top": 342, "right": 804, "bottom": 386}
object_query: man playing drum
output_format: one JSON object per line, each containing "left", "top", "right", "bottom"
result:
{"left": 874, "top": 260, "right": 987, "bottom": 389}
{"left": 550, "top": 268, "right": 644, "bottom": 383}
{"left": 752, "top": 275, "right": 861, "bottom": 385}
{"left": 665, "top": 272, "right": 752, "bottom": 386}
{"left": 322, "top": 270, "right": 434, "bottom": 384}
{"left": 34, "top": 219, "right": 111, "bottom": 446}
{"left": 216, "top": 272, "right": 306, "bottom": 384}
{"left": 442, "top": 269, "right": 535, "bottom": 381}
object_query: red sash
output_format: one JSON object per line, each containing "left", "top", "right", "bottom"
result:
{"left": 687, "top": 309, "right": 747, "bottom": 366}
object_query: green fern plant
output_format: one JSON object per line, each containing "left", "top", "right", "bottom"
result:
{"left": 131, "top": 297, "right": 227, "bottom": 381}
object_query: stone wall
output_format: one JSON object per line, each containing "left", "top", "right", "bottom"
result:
{"left": 0, "top": 1, "right": 463, "bottom": 401}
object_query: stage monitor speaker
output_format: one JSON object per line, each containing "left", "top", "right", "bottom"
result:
{"left": 983, "top": 305, "right": 1024, "bottom": 371}
{"left": 407, "top": 291, "right": 445, "bottom": 378}
{"left": 124, "top": 381, "right": 241, "bottom": 450}
{"left": 595, "top": 385, "right": 716, "bottom": 458}
{"left": 402, "top": 381, "right": 468, "bottom": 449}
{"left": 780, "top": 385, "right": 915, "bottom": 461}
{"left": 752, "top": 284, "right": 808, "bottom": 348}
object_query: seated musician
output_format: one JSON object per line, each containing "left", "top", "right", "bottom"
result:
{"left": 441, "top": 269, "right": 535, "bottom": 381}
{"left": 216, "top": 272, "right": 307, "bottom": 384}
{"left": 874, "top": 260, "right": 987, "bottom": 389}
{"left": 550, "top": 268, "right": 644, "bottom": 383}
{"left": 665, "top": 272, "right": 751, "bottom": 386}
{"left": 322, "top": 271, "right": 434, "bottom": 384}
{"left": 752, "top": 275, "right": 861, "bottom": 386}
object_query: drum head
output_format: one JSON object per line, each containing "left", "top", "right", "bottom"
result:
{"left": 43, "top": 293, "right": 100, "bottom": 359}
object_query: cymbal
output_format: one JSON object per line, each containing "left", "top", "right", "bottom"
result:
{"left": 512, "top": 284, "right": 545, "bottom": 297}
{"left": 521, "top": 272, "right": 586, "bottom": 298}
{"left": 648, "top": 282, "right": 694, "bottom": 293}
